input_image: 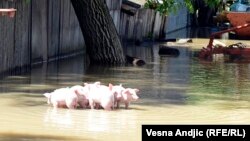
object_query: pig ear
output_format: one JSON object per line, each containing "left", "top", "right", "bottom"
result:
{"left": 134, "top": 89, "right": 139, "bottom": 93}
{"left": 109, "top": 83, "right": 113, "bottom": 90}
{"left": 84, "top": 83, "right": 88, "bottom": 86}
{"left": 123, "top": 89, "right": 130, "bottom": 94}
{"left": 119, "top": 84, "right": 122, "bottom": 87}
{"left": 43, "top": 93, "right": 51, "bottom": 98}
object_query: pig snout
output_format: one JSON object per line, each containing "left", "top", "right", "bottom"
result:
{"left": 131, "top": 88, "right": 139, "bottom": 101}
{"left": 132, "top": 94, "right": 139, "bottom": 101}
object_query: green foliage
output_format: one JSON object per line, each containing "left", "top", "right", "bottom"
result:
{"left": 183, "top": 0, "right": 194, "bottom": 13}
{"left": 25, "top": 0, "right": 31, "bottom": 4}
{"left": 144, "top": 0, "right": 223, "bottom": 15}
{"left": 144, "top": 0, "right": 182, "bottom": 15}
{"left": 205, "top": 0, "right": 221, "bottom": 8}
{"left": 144, "top": 0, "right": 158, "bottom": 10}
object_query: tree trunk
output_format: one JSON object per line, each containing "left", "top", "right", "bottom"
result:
{"left": 70, "top": 0, "right": 125, "bottom": 64}
{"left": 191, "top": 0, "right": 216, "bottom": 27}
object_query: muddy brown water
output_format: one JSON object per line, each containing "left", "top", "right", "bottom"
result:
{"left": 0, "top": 37, "right": 250, "bottom": 141}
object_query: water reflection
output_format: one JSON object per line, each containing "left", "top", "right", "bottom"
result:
{"left": 0, "top": 133, "right": 84, "bottom": 141}
{"left": 44, "top": 108, "right": 74, "bottom": 129}
{"left": 166, "top": 26, "right": 241, "bottom": 40}
{"left": 0, "top": 38, "right": 249, "bottom": 141}
{"left": 188, "top": 59, "right": 250, "bottom": 107}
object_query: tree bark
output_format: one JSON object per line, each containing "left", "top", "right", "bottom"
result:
{"left": 70, "top": 0, "right": 125, "bottom": 64}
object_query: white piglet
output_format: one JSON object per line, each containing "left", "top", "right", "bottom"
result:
{"left": 87, "top": 83, "right": 115, "bottom": 111}
{"left": 118, "top": 88, "right": 139, "bottom": 109}
{"left": 112, "top": 84, "right": 125, "bottom": 108}
{"left": 70, "top": 85, "right": 90, "bottom": 108}
{"left": 44, "top": 87, "right": 78, "bottom": 109}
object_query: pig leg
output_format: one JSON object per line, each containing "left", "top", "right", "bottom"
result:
{"left": 104, "top": 107, "right": 112, "bottom": 111}
{"left": 84, "top": 100, "right": 89, "bottom": 108}
{"left": 78, "top": 101, "right": 86, "bottom": 108}
{"left": 52, "top": 101, "right": 59, "bottom": 108}
{"left": 94, "top": 103, "right": 101, "bottom": 109}
{"left": 89, "top": 99, "right": 95, "bottom": 109}
{"left": 66, "top": 102, "right": 76, "bottom": 109}
{"left": 52, "top": 101, "right": 67, "bottom": 108}
{"left": 113, "top": 94, "right": 121, "bottom": 109}
{"left": 116, "top": 100, "right": 121, "bottom": 109}
{"left": 66, "top": 98, "right": 78, "bottom": 109}
{"left": 125, "top": 102, "right": 130, "bottom": 109}
{"left": 101, "top": 99, "right": 113, "bottom": 111}
{"left": 101, "top": 103, "right": 112, "bottom": 110}
{"left": 78, "top": 99, "right": 89, "bottom": 108}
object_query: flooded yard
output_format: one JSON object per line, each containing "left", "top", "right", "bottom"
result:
{"left": 0, "top": 29, "right": 250, "bottom": 140}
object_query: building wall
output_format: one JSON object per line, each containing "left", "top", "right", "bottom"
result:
{"left": 164, "top": 7, "right": 191, "bottom": 38}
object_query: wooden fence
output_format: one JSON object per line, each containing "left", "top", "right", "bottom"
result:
{"left": 0, "top": 0, "right": 85, "bottom": 74}
{"left": 0, "top": 0, "right": 189, "bottom": 75}
{"left": 120, "top": 8, "right": 165, "bottom": 42}
{"left": 119, "top": 0, "right": 190, "bottom": 42}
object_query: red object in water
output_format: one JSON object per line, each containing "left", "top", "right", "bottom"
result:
{"left": 199, "top": 23, "right": 250, "bottom": 61}
{"left": 0, "top": 8, "right": 16, "bottom": 18}
{"left": 227, "top": 12, "right": 250, "bottom": 37}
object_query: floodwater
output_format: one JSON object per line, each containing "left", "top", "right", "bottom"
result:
{"left": 0, "top": 28, "right": 250, "bottom": 141}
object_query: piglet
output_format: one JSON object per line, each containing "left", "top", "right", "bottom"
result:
{"left": 70, "top": 85, "right": 89, "bottom": 108}
{"left": 118, "top": 88, "right": 139, "bottom": 109}
{"left": 87, "top": 83, "right": 115, "bottom": 111}
{"left": 112, "top": 84, "right": 125, "bottom": 108}
{"left": 44, "top": 87, "right": 78, "bottom": 109}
